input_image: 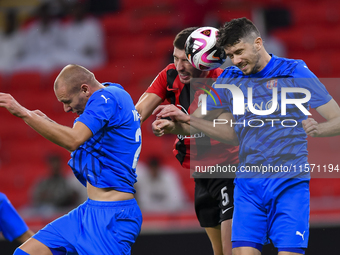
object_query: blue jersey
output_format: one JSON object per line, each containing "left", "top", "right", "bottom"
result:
{"left": 68, "top": 83, "right": 141, "bottom": 193}
{"left": 0, "top": 193, "right": 29, "bottom": 242}
{"left": 207, "top": 55, "right": 332, "bottom": 178}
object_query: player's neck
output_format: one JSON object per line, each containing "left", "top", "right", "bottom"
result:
{"left": 257, "top": 51, "right": 272, "bottom": 73}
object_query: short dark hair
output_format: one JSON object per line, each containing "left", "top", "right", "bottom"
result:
{"left": 173, "top": 27, "right": 198, "bottom": 50}
{"left": 217, "top": 18, "right": 261, "bottom": 48}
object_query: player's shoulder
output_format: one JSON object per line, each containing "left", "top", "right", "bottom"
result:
{"left": 154, "top": 63, "right": 178, "bottom": 81}
{"left": 102, "top": 82, "right": 124, "bottom": 90}
{"left": 271, "top": 55, "right": 311, "bottom": 77}
{"left": 165, "top": 63, "right": 176, "bottom": 71}
{"left": 163, "top": 63, "right": 178, "bottom": 77}
{"left": 219, "top": 66, "right": 243, "bottom": 79}
{"left": 273, "top": 55, "right": 305, "bottom": 67}
{"left": 91, "top": 83, "right": 132, "bottom": 105}
{"left": 100, "top": 82, "right": 128, "bottom": 96}
{"left": 0, "top": 192, "right": 8, "bottom": 201}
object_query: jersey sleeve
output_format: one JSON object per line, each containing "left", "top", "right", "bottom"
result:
{"left": 293, "top": 62, "right": 332, "bottom": 109}
{"left": 0, "top": 193, "right": 29, "bottom": 241}
{"left": 76, "top": 90, "right": 119, "bottom": 135}
{"left": 145, "top": 67, "right": 168, "bottom": 100}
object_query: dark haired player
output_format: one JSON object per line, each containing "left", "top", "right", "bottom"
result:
{"left": 136, "top": 27, "right": 239, "bottom": 255}
{"left": 157, "top": 18, "right": 340, "bottom": 255}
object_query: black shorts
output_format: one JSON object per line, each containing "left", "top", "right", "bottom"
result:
{"left": 194, "top": 177, "right": 234, "bottom": 228}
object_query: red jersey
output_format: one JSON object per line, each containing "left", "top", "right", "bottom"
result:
{"left": 146, "top": 64, "right": 239, "bottom": 170}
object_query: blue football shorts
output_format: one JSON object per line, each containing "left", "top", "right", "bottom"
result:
{"left": 232, "top": 178, "right": 310, "bottom": 252}
{"left": 33, "top": 198, "right": 142, "bottom": 255}
{"left": 0, "top": 192, "right": 29, "bottom": 242}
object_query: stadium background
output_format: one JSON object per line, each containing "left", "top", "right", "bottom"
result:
{"left": 0, "top": 0, "right": 339, "bottom": 254}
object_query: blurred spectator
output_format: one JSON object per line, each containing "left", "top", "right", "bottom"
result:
{"left": 42, "top": 0, "right": 71, "bottom": 18}
{"left": 136, "top": 156, "right": 188, "bottom": 213}
{"left": 31, "top": 154, "right": 80, "bottom": 213}
{"left": 0, "top": 9, "right": 25, "bottom": 75}
{"left": 55, "top": 0, "right": 105, "bottom": 69}
{"left": 253, "top": 8, "right": 290, "bottom": 58}
{"left": 88, "top": 0, "right": 121, "bottom": 16}
{"left": 15, "top": 2, "right": 63, "bottom": 73}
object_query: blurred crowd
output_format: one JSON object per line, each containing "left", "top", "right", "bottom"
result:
{"left": 0, "top": 0, "right": 290, "bottom": 217}
{"left": 0, "top": 0, "right": 119, "bottom": 76}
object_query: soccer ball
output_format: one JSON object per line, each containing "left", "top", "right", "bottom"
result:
{"left": 185, "top": 27, "right": 226, "bottom": 71}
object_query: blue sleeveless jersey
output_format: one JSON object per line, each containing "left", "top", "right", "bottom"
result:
{"left": 68, "top": 83, "right": 141, "bottom": 193}
{"left": 207, "top": 55, "right": 332, "bottom": 178}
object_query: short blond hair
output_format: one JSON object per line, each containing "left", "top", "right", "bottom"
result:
{"left": 54, "top": 64, "right": 95, "bottom": 94}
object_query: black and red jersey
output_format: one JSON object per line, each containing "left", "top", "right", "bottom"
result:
{"left": 146, "top": 63, "right": 239, "bottom": 170}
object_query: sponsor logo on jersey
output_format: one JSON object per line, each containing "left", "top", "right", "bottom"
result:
{"left": 266, "top": 79, "right": 278, "bottom": 89}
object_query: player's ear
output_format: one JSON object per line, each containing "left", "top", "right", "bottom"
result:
{"left": 254, "top": 37, "right": 262, "bottom": 51}
{"left": 80, "top": 84, "right": 90, "bottom": 95}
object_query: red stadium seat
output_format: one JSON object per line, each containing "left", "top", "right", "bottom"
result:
{"left": 100, "top": 12, "right": 135, "bottom": 36}
{"left": 273, "top": 25, "right": 340, "bottom": 53}
{"left": 122, "top": 0, "right": 177, "bottom": 11}
{"left": 152, "top": 35, "right": 175, "bottom": 59}
{"left": 0, "top": 161, "right": 46, "bottom": 208}
{"left": 92, "top": 62, "right": 130, "bottom": 85}
{"left": 214, "top": 8, "right": 252, "bottom": 23}
{"left": 137, "top": 13, "right": 175, "bottom": 34}
{"left": 310, "top": 179, "right": 340, "bottom": 197}
{"left": 7, "top": 71, "right": 43, "bottom": 92}
{"left": 290, "top": 2, "right": 340, "bottom": 26}
{"left": 105, "top": 34, "right": 150, "bottom": 62}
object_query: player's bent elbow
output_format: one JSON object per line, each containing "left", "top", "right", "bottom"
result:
{"left": 64, "top": 140, "right": 83, "bottom": 152}
{"left": 66, "top": 144, "right": 80, "bottom": 152}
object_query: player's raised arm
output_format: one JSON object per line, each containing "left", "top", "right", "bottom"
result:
{"left": 303, "top": 98, "right": 340, "bottom": 137}
{"left": 0, "top": 65, "right": 101, "bottom": 152}
{"left": 190, "top": 111, "right": 239, "bottom": 146}
{"left": 0, "top": 94, "right": 91, "bottom": 151}
{"left": 135, "top": 92, "right": 163, "bottom": 125}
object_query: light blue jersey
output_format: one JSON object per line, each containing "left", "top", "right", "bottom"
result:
{"left": 207, "top": 55, "right": 332, "bottom": 178}
{"left": 69, "top": 83, "right": 141, "bottom": 193}
{"left": 31, "top": 83, "right": 143, "bottom": 255}
{"left": 207, "top": 55, "right": 332, "bottom": 252}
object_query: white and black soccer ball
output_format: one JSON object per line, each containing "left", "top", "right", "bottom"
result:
{"left": 185, "top": 27, "right": 226, "bottom": 71}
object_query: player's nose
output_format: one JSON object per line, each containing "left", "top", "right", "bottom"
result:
{"left": 232, "top": 55, "right": 242, "bottom": 66}
{"left": 176, "top": 60, "right": 185, "bottom": 71}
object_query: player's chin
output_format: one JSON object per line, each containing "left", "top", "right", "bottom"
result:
{"left": 241, "top": 67, "right": 251, "bottom": 75}
{"left": 179, "top": 76, "right": 191, "bottom": 84}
